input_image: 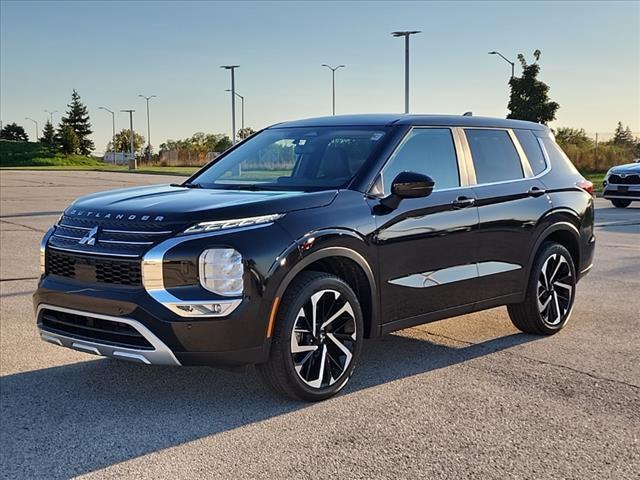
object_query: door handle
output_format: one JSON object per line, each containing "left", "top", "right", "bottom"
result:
{"left": 528, "top": 186, "right": 547, "bottom": 197}
{"left": 452, "top": 196, "right": 475, "bottom": 208}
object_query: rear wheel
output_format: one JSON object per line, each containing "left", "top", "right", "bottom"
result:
{"left": 508, "top": 242, "right": 576, "bottom": 335}
{"left": 611, "top": 199, "right": 631, "bottom": 208}
{"left": 257, "top": 271, "right": 363, "bottom": 401}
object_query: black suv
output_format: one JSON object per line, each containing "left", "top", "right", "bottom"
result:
{"left": 35, "top": 115, "right": 595, "bottom": 401}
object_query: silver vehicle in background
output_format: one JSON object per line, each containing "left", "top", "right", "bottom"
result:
{"left": 602, "top": 159, "right": 640, "bottom": 208}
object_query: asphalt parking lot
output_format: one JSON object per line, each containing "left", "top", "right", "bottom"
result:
{"left": 1, "top": 170, "right": 638, "bottom": 479}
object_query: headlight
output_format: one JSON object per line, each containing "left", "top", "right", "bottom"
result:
{"left": 199, "top": 248, "right": 244, "bottom": 296}
{"left": 183, "top": 214, "right": 284, "bottom": 235}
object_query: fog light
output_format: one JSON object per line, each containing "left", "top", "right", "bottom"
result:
{"left": 199, "top": 248, "right": 244, "bottom": 296}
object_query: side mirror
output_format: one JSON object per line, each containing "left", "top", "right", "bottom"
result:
{"left": 380, "top": 171, "right": 435, "bottom": 210}
{"left": 391, "top": 171, "right": 435, "bottom": 198}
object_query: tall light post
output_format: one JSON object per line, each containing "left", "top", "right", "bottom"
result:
{"left": 98, "top": 106, "right": 116, "bottom": 155}
{"left": 138, "top": 94, "right": 156, "bottom": 160}
{"left": 220, "top": 65, "right": 239, "bottom": 144}
{"left": 25, "top": 117, "right": 38, "bottom": 140}
{"left": 391, "top": 30, "right": 421, "bottom": 114}
{"left": 488, "top": 51, "right": 515, "bottom": 78}
{"left": 121, "top": 109, "right": 136, "bottom": 170}
{"left": 44, "top": 109, "right": 58, "bottom": 124}
{"left": 225, "top": 89, "right": 244, "bottom": 130}
{"left": 321, "top": 64, "right": 345, "bottom": 115}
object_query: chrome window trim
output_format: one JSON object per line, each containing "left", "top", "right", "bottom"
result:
{"left": 370, "top": 126, "right": 470, "bottom": 197}
{"left": 36, "top": 304, "right": 181, "bottom": 366}
{"left": 461, "top": 127, "right": 553, "bottom": 188}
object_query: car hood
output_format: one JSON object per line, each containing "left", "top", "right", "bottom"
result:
{"left": 65, "top": 184, "right": 338, "bottom": 224}
{"left": 610, "top": 162, "right": 640, "bottom": 174}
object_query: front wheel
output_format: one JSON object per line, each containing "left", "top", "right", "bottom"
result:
{"left": 508, "top": 242, "right": 576, "bottom": 335}
{"left": 611, "top": 199, "right": 631, "bottom": 208}
{"left": 257, "top": 271, "right": 364, "bottom": 401}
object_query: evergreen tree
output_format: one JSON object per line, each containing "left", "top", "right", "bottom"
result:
{"left": 59, "top": 89, "right": 94, "bottom": 154}
{"left": 507, "top": 50, "right": 559, "bottom": 125}
{"left": 0, "top": 122, "right": 29, "bottom": 141}
{"left": 612, "top": 121, "right": 635, "bottom": 146}
{"left": 57, "top": 124, "right": 80, "bottom": 154}
{"left": 39, "top": 120, "right": 56, "bottom": 147}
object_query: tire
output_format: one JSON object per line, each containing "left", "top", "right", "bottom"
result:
{"left": 508, "top": 242, "right": 577, "bottom": 335}
{"left": 611, "top": 199, "right": 631, "bottom": 208}
{"left": 256, "top": 271, "right": 364, "bottom": 402}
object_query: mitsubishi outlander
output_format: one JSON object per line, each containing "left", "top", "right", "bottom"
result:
{"left": 35, "top": 115, "right": 596, "bottom": 401}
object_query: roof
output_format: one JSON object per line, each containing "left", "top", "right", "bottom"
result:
{"left": 269, "top": 114, "right": 547, "bottom": 131}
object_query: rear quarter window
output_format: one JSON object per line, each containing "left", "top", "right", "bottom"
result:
{"left": 514, "top": 129, "right": 547, "bottom": 175}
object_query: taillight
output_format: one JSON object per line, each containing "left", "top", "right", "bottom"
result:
{"left": 577, "top": 179, "right": 594, "bottom": 196}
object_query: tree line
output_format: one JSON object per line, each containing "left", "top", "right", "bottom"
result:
{"left": 1, "top": 89, "right": 94, "bottom": 155}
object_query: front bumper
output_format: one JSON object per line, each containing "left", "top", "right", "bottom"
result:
{"left": 34, "top": 274, "right": 272, "bottom": 367}
{"left": 37, "top": 304, "right": 181, "bottom": 365}
{"left": 602, "top": 184, "right": 640, "bottom": 200}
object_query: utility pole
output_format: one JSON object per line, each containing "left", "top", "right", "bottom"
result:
{"left": 391, "top": 31, "right": 421, "bottom": 113}
{"left": 138, "top": 94, "right": 156, "bottom": 160}
{"left": 220, "top": 65, "right": 239, "bottom": 144}
{"left": 121, "top": 110, "right": 136, "bottom": 169}
{"left": 321, "top": 64, "right": 345, "bottom": 115}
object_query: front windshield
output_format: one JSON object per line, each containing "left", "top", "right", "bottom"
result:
{"left": 189, "top": 127, "right": 388, "bottom": 190}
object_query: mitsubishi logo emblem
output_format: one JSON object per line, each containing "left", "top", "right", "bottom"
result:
{"left": 78, "top": 226, "right": 99, "bottom": 246}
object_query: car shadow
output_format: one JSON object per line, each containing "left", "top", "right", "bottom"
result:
{"left": 0, "top": 330, "right": 538, "bottom": 479}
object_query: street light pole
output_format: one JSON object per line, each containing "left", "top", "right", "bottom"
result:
{"left": 321, "top": 64, "right": 345, "bottom": 115}
{"left": 98, "top": 107, "right": 116, "bottom": 155}
{"left": 121, "top": 109, "right": 136, "bottom": 170}
{"left": 138, "top": 94, "right": 156, "bottom": 160}
{"left": 488, "top": 51, "right": 515, "bottom": 78}
{"left": 225, "top": 90, "right": 245, "bottom": 130}
{"left": 25, "top": 117, "right": 38, "bottom": 140}
{"left": 391, "top": 31, "right": 421, "bottom": 114}
{"left": 44, "top": 109, "right": 58, "bottom": 124}
{"left": 220, "top": 65, "right": 239, "bottom": 144}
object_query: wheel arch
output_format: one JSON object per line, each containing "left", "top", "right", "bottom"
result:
{"left": 273, "top": 246, "right": 379, "bottom": 339}
{"left": 527, "top": 219, "right": 581, "bottom": 280}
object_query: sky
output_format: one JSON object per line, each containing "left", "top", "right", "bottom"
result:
{"left": 1, "top": 0, "right": 639, "bottom": 154}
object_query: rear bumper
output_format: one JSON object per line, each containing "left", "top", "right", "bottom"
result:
{"left": 34, "top": 275, "right": 272, "bottom": 367}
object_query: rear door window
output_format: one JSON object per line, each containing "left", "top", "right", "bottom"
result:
{"left": 465, "top": 129, "right": 524, "bottom": 184}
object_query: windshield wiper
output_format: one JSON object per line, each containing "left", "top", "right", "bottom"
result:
{"left": 225, "top": 184, "right": 280, "bottom": 191}
{"left": 171, "top": 182, "right": 202, "bottom": 189}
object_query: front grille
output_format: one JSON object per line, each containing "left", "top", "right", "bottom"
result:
{"left": 40, "top": 309, "right": 153, "bottom": 350}
{"left": 47, "top": 249, "right": 142, "bottom": 286}
{"left": 47, "top": 214, "right": 186, "bottom": 258}
{"left": 609, "top": 174, "right": 640, "bottom": 185}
